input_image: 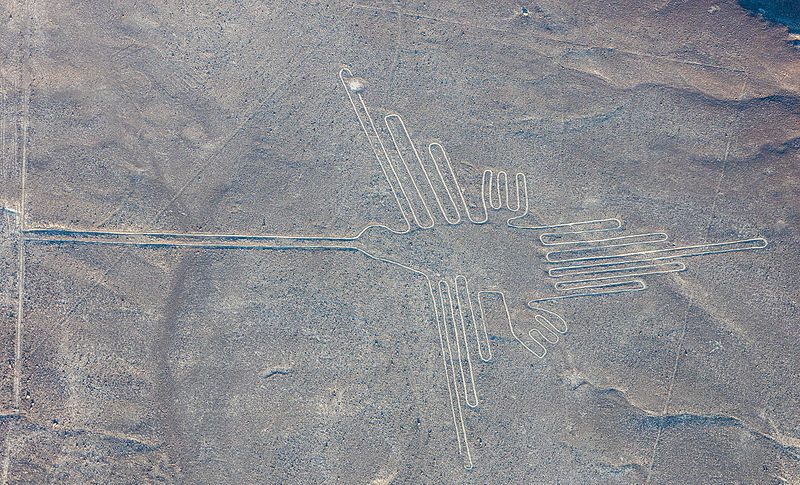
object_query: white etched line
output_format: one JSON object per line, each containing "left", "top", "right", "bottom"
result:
{"left": 427, "top": 142, "right": 480, "bottom": 224}
{"left": 507, "top": 173, "right": 524, "bottom": 212}
{"left": 532, "top": 307, "right": 568, "bottom": 335}
{"left": 541, "top": 231, "right": 669, "bottom": 247}
{"left": 1, "top": 90, "right": 6, "bottom": 182}
{"left": 425, "top": 278, "right": 468, "bottom": 466}
{"left": 24, "top": 228, "right": 363, "bottom": 243}
{"left": 530, "top": 280, "right": 647, "bottom": 303}
{"left": 419, "top": 143, "right": 461, "bottom": 224}
{"left": 530, "top": 318, "right": 559, "bottom": 345}
{"left": 645, "top": 80, "right": 751, "bottom": 485}
{"left": 355, "top": 93, "right": 428, "bottom": 228}
{"left": 13, "top": 217, "right": 23, "bottom": 412}
{"left": 510, "top": 216, "right": 622, "bottom": 232}
{"left": 486, "top": 170, "right": 523, "bottom": 212}
{"left": 24, "top": 236, "right": 358, "bottom": 251}
{"left": 339, "top": 68, "right": 413, "bottom": 233}
{"left": 553, "top": 278, "right": 648, "bottom": 292}
{"left": 506, "top": 296, "right": 547, "bottom": 359}
{"left": 525, "top": 307, "right": 569, "bottom": 353}
{"left": 12, "top": 78, "right": 18, "bottom": 193}
{"left": 544, "top": 233, "right": 670, "bottom": 262}
{"left": 435, "top": 280, "right": 474, "bottom": 469}
{"left": 549, "top": 260, "right": 685, "bottom": 278}
{"left": 384, "top": 113, "right": 435, "bottom": 228}
{"left": 354, "top": 248, "right": 475, "bottom": 469}
{"left": 486, "top": 290, "right": 547, "bottom": 358}
{"left": 488, "top": 170, "right": 505, "bottom": 210}
{"left": 553, "top": 263, "right": 685, "bottom": 291}
{"left": 351, "top": 4, "right": 745, "bottom": 74}
{"left": 21, "top": 66, "right": 769, "bottom": 474}
{"left": 13, "top": 86, "right": 28, "bottom": 412}
{"left": 501, "top": 173, "right": 627, "bottom": 240}
{"left": 458, "top": 277, "right": 491, "bottom": 363}
{"left": 439, "top": 280, "right": 479, "bottom": 409}
{"left": 453, "top": 276, "right": 481, "bottom": 404}
{"left": 545, "top": 238, "right": 767, "bottom": 264}
{"left": 427, "top": 142, "right": 489, "bottom": 224}
{"left": 473, "top": 292, "right": 499, "bottom": 363}
{"left": 385, "top": 113, "right": 458, "bottom": 225}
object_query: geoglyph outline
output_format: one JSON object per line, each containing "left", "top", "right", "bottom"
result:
{"left": 4, "top": 66, "right": 768, "bottom": 471}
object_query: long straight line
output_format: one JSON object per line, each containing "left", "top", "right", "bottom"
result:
{"left": 24, "top": 238, "right": 355, "bottom": 251}
{"left": 2, "top": 91, "right": 6, "bottom": 181}
{"left": 4, "top": 3, "right": 32, "bottom": 483}
{"left": 19, "top": 2, "right": 362, "bottom": 365}
{"left": 22, "top": 227, "right": 360, "bottom": 242}
{"left": 545, "top": 237, "right": 766, "bottom": 264}
{"left": 13, "top": 77, "right": 30, "bottom": 413}
{"left": 352, "top": 4, "right": 744, "bottom": 74}
{"left": 645, "top": 80, "right": 748, "bottom": 484}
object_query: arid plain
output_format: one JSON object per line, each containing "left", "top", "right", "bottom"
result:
{"left": 1, "top": 0, "right": 799, "bottom": 483}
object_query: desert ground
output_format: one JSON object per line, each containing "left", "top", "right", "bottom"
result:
{"left": 1, "top": 0, "right": 799, "bottom": 483}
